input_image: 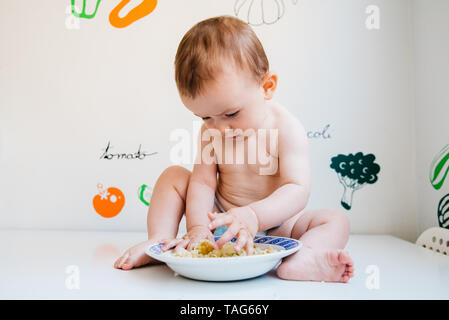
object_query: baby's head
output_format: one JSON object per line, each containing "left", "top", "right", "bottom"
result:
{"left": 175, "top": 15, "right": 277, "bottom": 136}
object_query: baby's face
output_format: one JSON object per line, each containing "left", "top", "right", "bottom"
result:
{"left": 181, "top": 65, "right": 270, "bottom": 139}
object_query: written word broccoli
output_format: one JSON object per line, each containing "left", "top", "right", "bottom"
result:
{"left": 330, "top": 152, "right": 381, "bottom": 210}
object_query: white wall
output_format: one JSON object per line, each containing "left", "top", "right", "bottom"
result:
{"left": 0, "top": 0, "right": 420, "bottom": 241}
{"left": 413, "top": 0, "right": 449, "bottom": 235}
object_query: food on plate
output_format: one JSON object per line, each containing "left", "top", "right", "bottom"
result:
{"left": 172, "top": 240, "right": 276, "bottom": 258}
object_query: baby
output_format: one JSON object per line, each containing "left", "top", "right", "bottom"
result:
{"left": 114, "top": 15, "right": 354, "bottom": 282}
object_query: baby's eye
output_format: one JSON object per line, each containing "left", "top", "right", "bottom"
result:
{"left": 225, "top": 111, "right": 240, "bottom": 118}
{"left": 202, "top": 116, "right": 211, "bottom": 120}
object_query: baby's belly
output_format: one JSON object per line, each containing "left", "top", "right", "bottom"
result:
{"left": 215, "top": 170, "right": 281, "bottom": 210}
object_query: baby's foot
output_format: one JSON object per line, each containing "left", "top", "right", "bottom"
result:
{"left": 114, "top": 240, "right": 162, "bottom": 270}
{"left": 276, "top": 246, "right": 354, "bottom": 283}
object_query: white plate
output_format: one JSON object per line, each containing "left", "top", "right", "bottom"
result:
{"left": 145, "top": 235, "right": 302, "bottom": 281}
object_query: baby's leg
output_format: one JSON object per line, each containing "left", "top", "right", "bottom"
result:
{"left": 269, "top": 209, "right": 354, "bottom": 282}
{"left": 114, "top": 166, "right": 190, "bottom": 270}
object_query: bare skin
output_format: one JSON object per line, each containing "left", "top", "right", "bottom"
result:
{"left": 113, "top": 166, "right": 221, "bottom": 270}
{"left": 114, "top": 63, "right": 354, "bottom": 282}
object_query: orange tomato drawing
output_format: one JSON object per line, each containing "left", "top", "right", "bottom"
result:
{"left": 109, "top": 0, "right": 158, "bottom": 28}
{"left": 93, "top": 186, "right": 125, "bottom": 218}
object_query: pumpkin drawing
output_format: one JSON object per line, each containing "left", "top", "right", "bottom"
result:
{"left": 234, "top": 0, "right": 298, "bottom": 26}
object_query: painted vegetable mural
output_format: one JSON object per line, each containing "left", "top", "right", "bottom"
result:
{"left": 438, "top": 193, "right": 449, "bottom": 229}
{"left": 429, "top": 144, "right": 449, "bottom": 191}
{"left": 71, "top": 0, "right": 101, "bottom": 19}
{"left": 138, "top": 184, "right": 153, "bottom": 206}
{"left": 70, "top": 0, "right": 158, "bottom": 28}
{"left": 330, "top": 152, "right": 381, "bottom": 210}
{"left": 93, "top": 184, "right": 125, "bottom": 218}
{"left": 109, "top": 0, "right": 158, "bottom": 28}
{"left": 234, "top": 0, "right": 298, "bottom": 26}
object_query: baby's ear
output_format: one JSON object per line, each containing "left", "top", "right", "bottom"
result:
{"left": 262, "top": 72, "right": 278, "bottom": 100}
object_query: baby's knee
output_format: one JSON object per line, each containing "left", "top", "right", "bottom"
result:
{"left": 158, "top": 165, "right": 191, "bottom": 196}
{"left": 160, "top": 165, "right": 191, "bottom": 182}
{"left": 327, "top": 209, "right": 350, "bottom": 233}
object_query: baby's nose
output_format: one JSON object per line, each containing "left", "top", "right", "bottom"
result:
{"left": 216, "top": 123, "right": 231, "bottom": 137}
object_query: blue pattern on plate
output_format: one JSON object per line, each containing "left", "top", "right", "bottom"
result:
{"left": 148, "top": 243, "right": 164, "bottom": 255}
{"left": 274, "top": 240, "right": 295, "bottom": 247}
{"left": 283, "top": 243, "right": 298, "bottom": 250}
{"left": 254, "top": 237, "right": 272, "bottom": 243}
{"left": 255, "top": 236, "right": 299, "bottom": 250}
{"left": 214, "top": 236, "right": 237, "bottom": 242}
{"left": 266, "top": 238, "right": 284, "bottom": 244}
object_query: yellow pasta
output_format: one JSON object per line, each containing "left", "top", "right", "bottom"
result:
{"left": 172, "top": 240, "right": 275, "bottom": 258}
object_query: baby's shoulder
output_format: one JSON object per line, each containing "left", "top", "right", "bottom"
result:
{"left": 271, "top": 102, "right": 306, "bottom": 138}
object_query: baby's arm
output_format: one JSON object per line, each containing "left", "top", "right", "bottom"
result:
{"left": 248, "top": 119, "right": 311, "bottom": 231}
{"left": 185, "top": 124, "right": 218, "bottom": 229}
{"left": 162, "top": 124, "right": 219, "bottom": 252}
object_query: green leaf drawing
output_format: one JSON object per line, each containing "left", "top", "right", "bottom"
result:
{"left": 71, "top": 0, "right": 101, "bottom": 19}
{"left": 138, "top": 184, "right": 153, "bottom": 206}
{"left": 429, "top": 144, "right": 449, "bottom": 190}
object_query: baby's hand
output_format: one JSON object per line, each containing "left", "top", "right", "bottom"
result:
{"left": 207, "top": 206, "right": 259, "bottom": 255}
{"left": 159, "top": 225, "right": 217, "bottom": 253}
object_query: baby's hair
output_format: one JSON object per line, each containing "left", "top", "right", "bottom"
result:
{"left": 174, "top": 15, "right": 269, "bottom": 99}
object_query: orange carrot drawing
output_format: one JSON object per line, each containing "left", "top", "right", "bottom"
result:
{"left": 109, "top": 0, "right": 158, "bottom": 28}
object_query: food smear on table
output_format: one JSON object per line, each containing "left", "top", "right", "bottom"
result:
{"left": 172, "top": 240, "right": 276, "bottom": 258}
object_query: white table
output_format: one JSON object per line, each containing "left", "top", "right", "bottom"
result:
{"left": 1, "top": 229, "right": 448, "bottom": 299}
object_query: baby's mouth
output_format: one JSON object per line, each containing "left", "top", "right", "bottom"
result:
{"left": 232, "top": 134, "right": 241, "bottom": 139}
{"left": 224, "top": 131, "right": 237, "bottom": 139}
{"left": 225, "top": 133, "right": 241, "bottom": 139}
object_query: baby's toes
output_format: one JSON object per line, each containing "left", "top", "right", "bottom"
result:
{"left": 122, "top": 251, "right": 153, "bottom": 270}
{"left": 121, "top": 257, "right": 135, "bottom": 270}
{"left": 341, "top": 274, "right": 351, "bottom": 283}
{"left": 121, "top": 252, "right": 141, "bottom": 270}
{"left": 114, "top": 252, "right": 130, "bottom": 269}
{"left": 338, "top": 250, "right": 353, "bottom": 266}
{"left": 338, "top": 251, "right": 355, "bottom": 282}
{"left": 346, "top": 265, "right": 355, "bottom": 278}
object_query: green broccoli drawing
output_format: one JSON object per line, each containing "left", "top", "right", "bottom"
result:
{"left": 330, "top": 152, "right": 381, "bottom": 210}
